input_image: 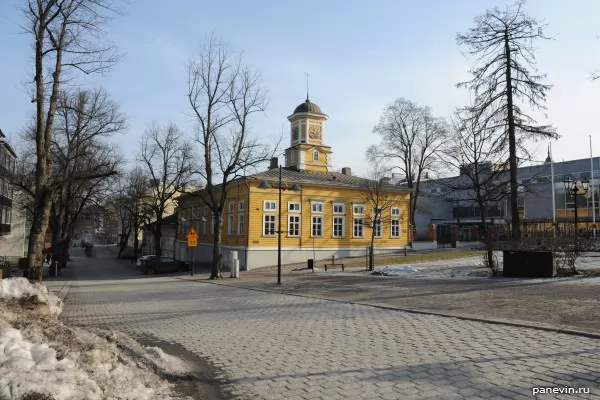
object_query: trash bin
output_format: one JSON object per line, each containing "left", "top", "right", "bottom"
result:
{"left": 307, "top": 259, "right": 314, "bottom": 269}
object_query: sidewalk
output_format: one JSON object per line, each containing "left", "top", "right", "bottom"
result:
{"left": 182, "top": 266, "right": 600, "bottom": 338}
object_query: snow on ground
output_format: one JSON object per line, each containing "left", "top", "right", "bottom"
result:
{"left": 0, "top": 278, "right": 195, "bottom": 400}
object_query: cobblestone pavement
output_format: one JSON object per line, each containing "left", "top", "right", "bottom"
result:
{"left": 60, "top": 247, "right": 600, "bottom": 399}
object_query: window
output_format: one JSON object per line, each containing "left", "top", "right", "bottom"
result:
{"left": 391, "top": 220, "right": 400, "bottom": 238}
{"left": 288, "top": 215, "right": 301, "bottom": 236}
{"left": 311, "top": 201, "right": 323, "bottom": 213}
{"left": 333, "top": 216, "right": 344, "bottom": 238}
{"left": 288, "top": 202, "right": 301, "bottom": 212}
{"left": 263, "top": 214, "right": 276, "bottom": 236}
{"left": 313, "top": 150, "right": 319, "bottom": 161}
{"left": 238, "top": 201, "right": 244, "bottom": 236}
{"left": 264, "top": 200, "right": 276, "bottom": 211}
{"left": 391, "top": 207, "right": 400, "bottom": 217}
{"left": 202, "top": 207, "right": 208, "bottom": 235}
{"left": 311, "top": 216, "right": 323, "bottom": 237}
{"left": 228, "top": 201, "right": 234, "bottom": 236}
{"left": 353, "top": 204, "right": 364, "bottom": 215}
{"left": 353, "top": 218, "right": 364, "bottom": 238}
{"left": 373, "top": 207, "right": 382, "bottom": 238}
{"left": 290, "top": 151, "right": 295, "bottom": 164}
{"left": 333, "top": 202, "right": 345, "bottom": 214}
{"left": 238, "top": 214, "right": 244, "bottom": 236}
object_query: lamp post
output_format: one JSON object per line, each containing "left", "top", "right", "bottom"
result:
{"left": 564, "top": 177, "right": 589, "bottom": 234}
{"left": 258, "top": 165, "right": 302, "bottom": 284}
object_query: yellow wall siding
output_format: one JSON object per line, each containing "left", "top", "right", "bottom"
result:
{"left": 247, "top": 185, "right": 410, "bottom": 248}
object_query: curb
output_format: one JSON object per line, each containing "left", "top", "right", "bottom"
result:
{"left": 181, "top": 277, "right": 600, "bottom": 341}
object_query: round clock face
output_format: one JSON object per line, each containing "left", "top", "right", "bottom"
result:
{"left": 308, "top": 125, "right": 321, "bottom": 140}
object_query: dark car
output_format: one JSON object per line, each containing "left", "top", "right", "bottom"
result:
{"left": 141, "top": 257, "right": 189, "bottom": 275}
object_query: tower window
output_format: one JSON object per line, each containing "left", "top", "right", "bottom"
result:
{"left": 313, "top": 150, "right": 319, "bottom": 161}
{"left": 290, "top": 151, "right": 295, "bottom": 164}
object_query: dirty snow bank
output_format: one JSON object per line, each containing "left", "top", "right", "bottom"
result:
{"left": 0, "top": 278, "right": 194, "bottom": 400}
{"left": 1, "top": 277, "right": 62, "bottom": 315}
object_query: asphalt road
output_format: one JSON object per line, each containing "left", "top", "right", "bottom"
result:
{"left": 58, "top": 246, "right": 600, "bottom": 399}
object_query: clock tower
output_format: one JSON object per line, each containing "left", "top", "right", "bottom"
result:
{"left": 285, "top": 97, "right": 333, "bottom": 172}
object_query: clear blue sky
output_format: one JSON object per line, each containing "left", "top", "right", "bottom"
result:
{"left": 1, "top": 0, "right": 599, "bottom": 177}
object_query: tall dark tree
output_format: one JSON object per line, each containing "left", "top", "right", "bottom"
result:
{"left": 20, "top": 0, "right": 121, "bottom": 279}
{"left": 187, "top": 35, "right": 272, "bottom": 279}
{"left": 457, "top": 0, "right": 557, "bottom": 239}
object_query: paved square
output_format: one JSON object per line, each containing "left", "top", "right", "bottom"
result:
{"left": 59, "top": 248, "right": 600, "bottom": 399}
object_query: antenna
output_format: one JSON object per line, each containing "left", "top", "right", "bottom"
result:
{"left": 304, "top": 72, "right": 309, "bottom": 101}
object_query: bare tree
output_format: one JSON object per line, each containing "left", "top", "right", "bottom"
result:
{"left": 20, "top": 0, "right": 122, "bottom": 279}
{"left": 360, "top": 163, "right": 399, "bottom": 271}
{"left": 138, "top": 123, "right": 195, "bottom": 257}
{"left": 109, "top": 167, "right": 152, "bottom": 259}
{"left": 187, "top": 35, "right": 272, "bottom": 279}
{"left": 367, "top": 98, "right": 449, "bottom": 242}
{"left": 439, "top": 110, "right": 511, "bottom": 274}
{"left": 457, "top": 0, "right": 558, "bottom": 240}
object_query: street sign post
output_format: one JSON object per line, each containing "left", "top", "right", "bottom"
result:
{"left": 187, "top": 228, "right": 199, "bottom": 276}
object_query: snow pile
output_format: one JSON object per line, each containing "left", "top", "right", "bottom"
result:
{"left": 0, "top": 280, "right": 194, "bottom": 400}
{"left": 0, "top": 278, "right": 63, "bottom": 315}
{"left": 372, "top": 265, "right": 419, "bottom": 276}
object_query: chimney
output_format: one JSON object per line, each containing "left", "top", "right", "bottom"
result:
{"left": 269, "top": 157, "right": 279, "bottom": 170}
{"left": 341, "top": 167, "right": 351, "bottom": 176}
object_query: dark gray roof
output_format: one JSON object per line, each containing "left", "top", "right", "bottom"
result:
{"left": 250, "top": 168, "right": 411, "bottom": 192}
{"left": 293, "top": 99, "right": 324, "bottom": 115}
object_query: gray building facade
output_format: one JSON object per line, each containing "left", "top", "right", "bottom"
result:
{"left": 415, "top": 156, "right": 600, "bottom": 239}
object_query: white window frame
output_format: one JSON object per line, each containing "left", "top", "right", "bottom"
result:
{"left": 263, "top": 200, "right": 277, "bottom": 211}
{"left": 288, "top": 214, "right": 301, "bottom": 237}
{"left": 288, "top": 202, "right": 301, "bottom": 212}
{"left": 263, "top": 214, "right": 276, "bottom": 236}
{"left": 353, "top": 203, "right": 365, "bottom": 215}
{"left": 333, "top": 202, "right": 345, "bottom": 214}
{"left": 353, "top": 217, "right": 364, "bottom": 238}
{"left": 228, "top": 201, "right": 235, "bottom": 236}
{"left": 311, "top": 215, "right": 323, "bottom": 237}
{"left": 391, "top": 219, "right": 400, "bottom": 238}
{"left": 238, "top": 213, "right": 244, "bottom": 236}
{"left": 391, "top": 207, "right": 400, "bottom": 217}
{"left": 333, "top": 216, "right": 345, "bottom": 238}
{"left": 311, "top": 201, "right": 324, "bottom": 213}
{"left": 313, "top": 150, "right": 319, "bottom": 161}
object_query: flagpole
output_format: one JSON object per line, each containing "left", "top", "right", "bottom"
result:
{"left": 591, "top": 135, "right": 596, "bottom": 237}
{"left": 550, "top": 142, "right": 556, "bottom": 237}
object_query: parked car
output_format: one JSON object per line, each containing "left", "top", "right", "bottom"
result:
{"left": 136, "top": 255, "right": 156, "bottom": 268}
{"left": 141, "top": 257, "right": 189, "bottom": 275}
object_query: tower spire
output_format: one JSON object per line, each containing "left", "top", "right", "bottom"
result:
{"left": 305, "top": 72, "right": 309, "bottom": 101}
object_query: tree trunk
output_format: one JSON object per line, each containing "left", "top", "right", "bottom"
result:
{"left": 154, "top": 222, "right": 163, "bottom": 257}
{"left": 210, "top": 211, "right": 223, "bottom": 279}
{"left": 28, "top": 188, "right": 53, "bottom": 281}
{"left": 133, "top": 233, "right": 140, "bottom": 261}
{"left": 504, "top": 31, "right": 521, "bottom": 240}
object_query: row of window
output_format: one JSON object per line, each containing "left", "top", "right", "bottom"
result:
{"left": 263, "top": 200, "right": 401, "bottom": 216}
{"left": 262, "top": 214, "right": 401, "bottom": 238}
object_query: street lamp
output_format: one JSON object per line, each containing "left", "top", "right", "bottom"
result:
{"left": 179, "top": 206, "right": 206, "bottom": 276}
{"left": 258, "top": 165, "right": 302, "bottom": 284}
{"left": 564, "top": 177, "right": 589, "bottom": 233}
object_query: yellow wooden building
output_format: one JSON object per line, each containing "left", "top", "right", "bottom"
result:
{"left": 176, "top": 98, "right": 412, "bottom": 270}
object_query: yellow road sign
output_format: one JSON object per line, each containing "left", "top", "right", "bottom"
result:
{"left": 187, "top": 237, "right": 197, "bottom": 247}
{"left": 187, "top": 227, "right": 199, "bottom": 239}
